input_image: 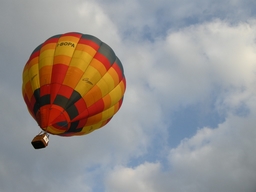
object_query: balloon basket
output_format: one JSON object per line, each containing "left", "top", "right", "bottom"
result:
{"left": 31, "top": 132, "right": 49, "bottom": 149}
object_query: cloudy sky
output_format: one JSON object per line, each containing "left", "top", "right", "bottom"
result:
{"left": 1, "top": 0, "right": 256, "bottom": 191}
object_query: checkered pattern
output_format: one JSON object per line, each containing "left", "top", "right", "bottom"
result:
{"left": 22, "top": 32, "right": 126, "bottom": 136}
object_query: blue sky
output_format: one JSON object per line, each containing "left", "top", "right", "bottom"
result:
{"left": 1, "top": 0, "right": 256, "bottom": 191}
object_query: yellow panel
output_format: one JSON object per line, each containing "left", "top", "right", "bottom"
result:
{"left": 22, "top": 69, "right": 29, "bottom": 85}
{"left": 59, "top": 36, "right": 79, "bottom": 42}
{"left": 75, "top": 45, "right": 97, "bottom": 57}
{"left": 96, "top": 76, "right": 112, "bottom": 97}
{"left": 102, "top": 72, "right": 115, "bottom": 91}
{"left": 69, "top": 53, "right": 92, "bottom": 69}
{"left": 102, "top": 94, "right": 111, "bottom": 110}
{"left": 46, "top": 125, "right": 67, "bottom": 135}
{"left": 69, "top": 57, "right": 90, "bottom": 71}
{"left": 119, "top": 79, "right": 126, "bottom": 93}
{"left": 40, "top": 49, "right": 55, "bottom": 58}
{"left": 79, "top": 122, "right": 103, "bottom": 135}
{"left": 101, "top": 105, "right": 115, "bottom": 121}
{"left": 63, "top": 66, "right": 84, "bottom": 88}
{"left": 23, "top": 63, "right": 29, "bottom": 72}
{"left": 73, "top": 49, "right": 93, "bottom": 62}
{"left": 29, "top": 63, "right": 40, "bottom": 91}
{"left": 75, "top": 66, "right": 102, "bottom": 96}
{"left": 114, "top": 101, "right": 121, "bottom": 113}
{"left": 39, "top": 57, "right": 54, "bottom": 69}
{"left": 90, "top": 59, "right": 107, "bottom": 76}
{"left": 105, "top": 84, "right": 123, "bottom": 108}
{"left": 55, "top": 41, "right": 77, "bottom": 56}
{"left": 108, "top": 67, "right": 119, "bottom": 85}
{"left": 39, "top": 49, "right": 55, "bottom": 61}
{"left": 25, "top": 82, "right": 33, "bottom": 101}
{"left": 28, "top": 57, "right": 39, "bottom": 67}
{"left": 40, "top": 43, "right": 56, "bottom": 53}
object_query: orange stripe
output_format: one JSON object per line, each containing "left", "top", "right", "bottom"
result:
{"left": 83, "top": 85, "right": 102, "bottom": 107}
{"left": 53, "top": 55, "right": 71, "bottom": 65}
{"left": 40, "top": 43, "right": 56, "bottom": 53}
{"left": 85, "top": 113, "right": 103, "bottom": 125}
{"left": 108, "top": 67, "right": 119, "bottom": 86}
{"left": 90, "top": 59, "right": 107, "bottom": 76}
{"left": 40, "top": 65, "right": 52, "bottom": 86}
{"left": 76, "top": 44, "right": 96, "bottom": 56}
{"left": 59, "top": 36, "right": 80, "bottom": 42}
{"left": 63, "top": 66, "right": 84, "bottom": 88}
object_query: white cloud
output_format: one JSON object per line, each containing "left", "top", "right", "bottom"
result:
{"left": 105, "top": 112, "right": 256, "bottom": 192}
{"left": 105, "top": 162, "right": 163, "bottom": 192}
{"left": 104, "top": 20, "right": 256, "bottom": 192}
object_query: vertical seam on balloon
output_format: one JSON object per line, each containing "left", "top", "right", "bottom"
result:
{"left": 50, "top": 33, "right": 79, "bottom": 105}
{"left": 46, "top": 33, "right": 82, "bottom": 130}
{"left": 97, "top": 67, "right": 126, "bottom": 120}
{"left": 78, "top": 41, "right": 116, "bottom": 100}
{"left": 68, "top": 35, "right": 99, "bottom": 99}
{"left": 72, "top": 52, "right": 125, "bottom": 122}
{"left": 46, "top": 35, "right": 61, "bottom": 129}
{"left": 71, "top": 41, "right": 108, "bottom": 121}
{"left": 79, "top": 41, "right": 105, "bottom": 98}
{"left": 62, "top": 35, "right": 101, "bottom": 121}
{"left": 63, "top": 39, "right": 104, "bottom": 128}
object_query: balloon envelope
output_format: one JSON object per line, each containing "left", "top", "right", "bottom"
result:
{"left": 22, "top": 32, "right": 126, "bottom": 136}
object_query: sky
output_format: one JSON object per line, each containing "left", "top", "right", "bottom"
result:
{"left": 1, "top": 0, "right": 256, "bottom": 191}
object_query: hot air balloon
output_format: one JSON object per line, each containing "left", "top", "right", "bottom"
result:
{"left": 22, "top": 32, "right": 126, "bottom": 149}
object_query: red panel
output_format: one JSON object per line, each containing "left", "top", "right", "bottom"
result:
{"left": 70, "top": 98, "right": 88, "bottom": 122}
{"left": 47, "top": 105, "right": 65, "bottom": 123}
{"left": 122, "top": 77, "right": 126, "bottom": 89}
{"left": 50, "top": 83, "right": 61, "bottom": 104}
{"left": 28, "top": 50, "right": 40, "bottom": 61}
{"left": 43, "top": 37, "right": 59, "bottom": 45}
{"left": 112, "top": 62, "right": 124, "bottom": 81}
{"left": 94, "top": 53, "right": 111, "bottom": 70}
{"left": 30, "top": 94, "right": 36, "bottom": 108}
{"left": 51, "top": 64, "right": 69, "bottom": 84}
{"left": 87, "top": 99, "right": 104, "bottom": 117}
{"left": 57, "top": 85, "right": 73, "bottom": 98}
{"left": 77, "top": 118, "right": 87, "bottom": 128}
{"left": 62, "top": 32, "right": 82, "bottom": 38}
{"left": 74, "top": 98, "right": 87, "bottom": 113}
{"left": 40, "top": 84, "right": 51, "bottom": 97}
{"left": 51, "top": 113, "right": 69, "bottom": 130}
{"left": 78, "top": 39, "right": 100, "bottom": 50}
{"left": 71, "top": 109, "right": 89, "bottom": 122}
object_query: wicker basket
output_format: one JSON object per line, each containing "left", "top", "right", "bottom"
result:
{"left": 31, "top": 133, "right": 49, "bottom": 149}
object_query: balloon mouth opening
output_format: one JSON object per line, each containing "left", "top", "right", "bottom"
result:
{"left": 36, "top": 105, "right": 70, "bottom": 135}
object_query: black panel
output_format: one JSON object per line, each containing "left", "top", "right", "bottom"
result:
{"left": 98, "top": 43, "right": 116, "bottom": 65}
{"left": 33, "top": 103, "right": 40, "bottom": 116}
{"left": 65, "top": 121, "right": 82, "bottom": 133}
{"left": 56, "top": 121, "right": 68, "bottom": 127}
{"left": 53, "top": 95, "right": 69, "bottom": 109}
{"left": 31, "top": 44, "right": 42, "bottom": 54}
{"left": 40, "top": 94, "right": 51, "bottom": 106}
{"left": 33, "top": 89, "right": 40, "bottom": 103}
{"left": 81, "top": 34, "right": 102, "bottom": 46}
{"left": 115, "top": 57, "right": 124, "bottom": 75}
{"left": 49, "top": 34, "right": 62, "bottom": 39}
{"left": 33, "top": 88, "right": 82, "bottom": 121}
{"left": 65, "top": 91, "right": 81, "bottom": 109}
{"left": 66, "top": 105, "right": 79, "bottom": 120}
